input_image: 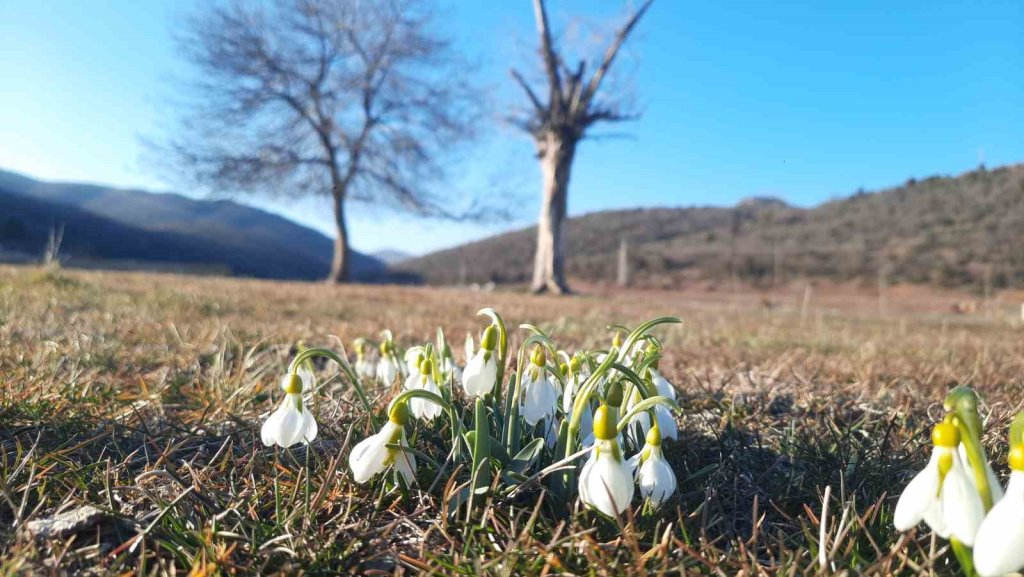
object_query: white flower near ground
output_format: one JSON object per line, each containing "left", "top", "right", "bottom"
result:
{"left": 404, "top": 346, "right": 424, "bottom": 377}
{"left": 973, "top": 448, "right": 1024, "bottom": 577}
{"left": 629, "top": 424, "right": 676, "bottom": 507}
{"left": 650, "top": 369, "right": 679, "bottom": 441}
{"left": 894, "top": 422, "right": 986, "bottom": 546}
{"left": 521, "top": 347, "right": 559, "bottom": 426}
{"left": 579, "top": 405, "right": 634, "bottom": 517}
{"left": 376, "top": 357, "right": 398, "bottom": 386}
{"left": 261, "top": 373, "right": 317, "bottom": 448}
{"left": 348, "top": 407, "right": 416, "bottom": 485}
{"left": 462, "top": 325, "right": 498, "bottom": 397}
{"left": 406, "top": 358, "right": 442, "bottom": 421}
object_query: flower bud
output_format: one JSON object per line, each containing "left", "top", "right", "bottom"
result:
{"left": 282, "top": 372, "right": 303, "bottom": 394}
{"left": 481, "top": 324, "right": 498, "bottom": 351}
{"left": 932, "top": 422, "right": 960, "bottom": 448}
{"left": 593, "top": 404, "right": 617, "bottom": 441}
{"left": 606, "top": 380, "right": 624, "bottom": 407}
{"left": 646, "top": 422, "right": 662, "bottom": 447}
{"left": 1010, "top": 445, "right": 1024, "bottom": 472}
{"left": 389, "top": 401, "right": 411, "bottom": 426}
{"left": 530, "top": 345, "right": 546, "bottom": 367}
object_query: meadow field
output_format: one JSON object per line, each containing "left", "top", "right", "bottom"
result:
{"left": 2, "top": 264, "right": 1023, "bottom": 575}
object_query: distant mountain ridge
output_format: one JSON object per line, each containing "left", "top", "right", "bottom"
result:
{"left": 395, "top": 163, "right": 1024, "bottom": 289}
{"left": 0, "top": 169, "right": 385, "bottom": 280}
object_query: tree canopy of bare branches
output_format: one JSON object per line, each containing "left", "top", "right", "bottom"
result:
{"left": 165, "top": 0, "right": 479, "bottom": 282}
{"left": 512, "top": 0, "right": 653, "bottom": 294}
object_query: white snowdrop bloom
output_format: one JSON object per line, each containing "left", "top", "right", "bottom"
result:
{"left": 406, "top": 358, "right": 442, "bottom": 421}
{"left": 353, "top": 339, "right": 376, "bottom": 380}
{"left": 462, "top": 325, "right": 498, "bottom": 398}
{"left": 894, "top": 422, "right": 986, "bottom": 546}
{"left": 520, "top": 347, "right": 559, "bottom": 426}
{"left": 629, "top": 424, "right": 677, "bottom": 507}
{"left": 404, "top": 346, "right": 424, "bottom": 377}
{"left": 261, "top": 372, "right": 318, "bottom": 448}
{"left": 974, "top": 447, "right": 1024, "bottom": 577}
{"left": 579, "top": 404, "right": 634, "bottom": 517}
{"left": 375, "top": 340, "right": 399, "bottom": 386}
{"left": 650, "top": 369, "right": 679, "bottom": 441}
{"left": 376, "top": 357, "right": 398, "bottom": 386}
{"left": 348, "top": 403, "right": 417, "bottom": 485}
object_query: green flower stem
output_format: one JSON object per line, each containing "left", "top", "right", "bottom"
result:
{"left": 467, "top": 398, "right": 491, "bottom": 521}
{"left": 617, "top": 317, "right": 681, "bottom": 365}
{"left": 950, "top": 537, "right": 979, "bottom": 577}
{"left": 289, "top": 347, "right": 375, "bottom": 422}
{"left": 502, "top": 332, "right": 558, "bottom": 452}
{"left": 944, "top": 387, "right": 994, "bottom": 511}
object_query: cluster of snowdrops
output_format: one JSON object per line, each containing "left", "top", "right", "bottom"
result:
{"left": 257, "top": 308, "right": 1024, "bottom": 575}
{"left": 260, "top": 309, "right": 681, "bottom": 520}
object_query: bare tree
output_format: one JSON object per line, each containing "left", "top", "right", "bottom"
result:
{"left": 164, "top": 0, "right": 478, "bottom": 282}
{"left": 511, "top": 0, "right": 653, "bottom": 294}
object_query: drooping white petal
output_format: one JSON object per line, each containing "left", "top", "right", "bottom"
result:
{"left": 942, "top": 455, "right": 986, "bottom": 547}
{"left": 580, "top": 444, "right": 635, "bottom": 517}
{"left": 297, "top": 366, "right": 316, "bottom": 392}
{"left": 974, "top": 471, "right": 1024, "bottom": 577}
{"left": 578, "top": 451, "right": 597, "bottom": 505}
{"left": 349, "top": 421, "right": 399, "bottom": 483}
{"left": 959, "top": 444, "right": 1004, "bottom": 505}
{"left": 300, "top": 405, "right": 318, "bottom": 444}
{"left": 376, "top": 358, "right": 397, "bottom": 385}
{"left": 260, "top": 400, "right": 288, "bottom": 446}
{"left": 404, "top": 347, "right": 424, "bottom": 376}
{"left": 521, "top": 372, "right": 558, "bottom": 425}
{"left": 654, "top": 406, "right": 678, "bottom": 441}
{"left": 637, "top": 446, "right": 677, "bottom": 506}
{"left": 894, "top": 450, "right": 942, "bottom": 531}
{"left": 464, "top": 334, "right": 474, "bottom": 364}
{"left": 651, "top": 370, "right": 677, "bottom": 401}
{"left": 392, "top": 431, "right": 418, "bottom": 486}
{"left": 462, "top": 350, "right": 497, "bottom": 397}
{"left": 275, "top": 399, "right": 306, "bottom": 447}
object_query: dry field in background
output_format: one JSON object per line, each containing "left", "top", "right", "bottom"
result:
{"left": 2, "top": 264, "right": 1023, "bottom": 575}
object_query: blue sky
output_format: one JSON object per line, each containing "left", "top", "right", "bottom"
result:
{"left": 2, "top": 1, "right": 1022, "bottom": 256}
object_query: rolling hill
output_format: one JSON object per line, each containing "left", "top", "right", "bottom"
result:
{"left": 395, "top": 164, "right": 1024, "bottom": 289}
{"left": 0, "top": 169, "right": 384, "bottom": 280}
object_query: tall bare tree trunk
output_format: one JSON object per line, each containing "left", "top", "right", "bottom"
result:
{"left": 328, "top": 193, "right": 350, "bottom": 283}
{"left": 532, "top": 134, "right": 574, "bottom": 294}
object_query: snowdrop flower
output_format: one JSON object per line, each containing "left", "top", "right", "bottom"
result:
{"left": 353, "top": 339, "right": 375, "bottom": 380}
{"left": 404, "top": 346, "right": 424, "bottom": 377}
{"left": 520, "top": 346, "right": 559, "bottom": 426}
{"left": 974, "top": 446, "right": 1024, "bottom": 577}
{"left": 405, "top": 357, "right": 442, "bottom": 421}
{"left": 261, "top": 371, "right": 318, "bottom": 448}
{"left": 579, "top": 404, "right": 634, "bottom": 517}
{"left": 649, "top": 369, "right": 679, "bottom": 441}
{"left": 894, "top": 422, "right": 985, "bottom": 546}
{"left": 462, "top": 325, "right": 498, "bottom": 397}
{"left": 348, "top": 402, "right": 417, "bottom": 485}
{"left": 629, "top": 424, "right": 677, "bottom": 507}
{"left": 376, "top": 340, "right": 399, "bottom": 386}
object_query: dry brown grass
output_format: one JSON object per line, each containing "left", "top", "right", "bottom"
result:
{"left": 2, "top": 264, "right": 1023, "bottom": 575}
